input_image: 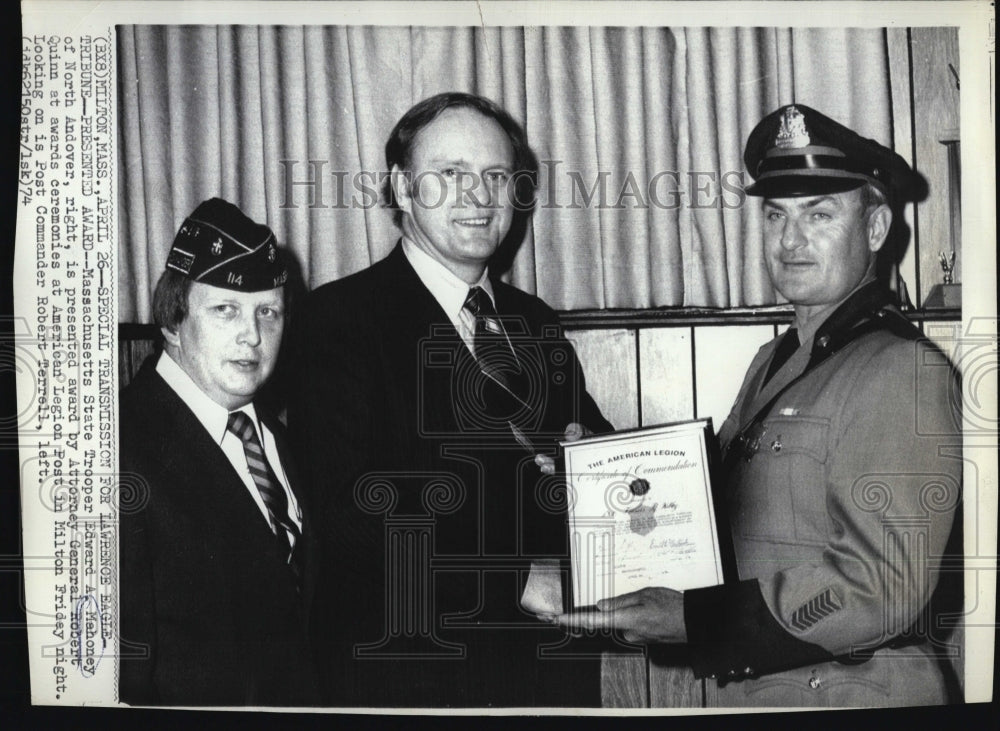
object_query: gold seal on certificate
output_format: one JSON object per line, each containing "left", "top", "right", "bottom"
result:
{"left": 561, "top": 419, "right": 727, "bottom": 609}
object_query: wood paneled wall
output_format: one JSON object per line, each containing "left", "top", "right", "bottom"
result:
{"left": 565, "top": 324, "right": 780, "bottom": 433}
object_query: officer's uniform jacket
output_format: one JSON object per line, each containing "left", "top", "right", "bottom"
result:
{"left": 683, "top": 282, "right": 963, "bottom": 707}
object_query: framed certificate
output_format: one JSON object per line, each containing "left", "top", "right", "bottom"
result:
{"left": 561, "top": 419, "right": 732, "bottom": 609}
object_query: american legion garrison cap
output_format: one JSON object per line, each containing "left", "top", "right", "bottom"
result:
{"left": 165, "top": 198, "right": 289, "bottom": 291}
{"left": 743, "top": 104, "right": 923, "bottom": 201}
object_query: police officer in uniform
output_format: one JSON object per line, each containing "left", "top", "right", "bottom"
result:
{"left": 557, "top": 105, "right": 963, "bottom": 708}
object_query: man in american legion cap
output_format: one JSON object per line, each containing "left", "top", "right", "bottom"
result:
{"left": 118, "top": 198, "right": 319, "bottom": 706}
{"left": 557, "top": 104, "right": 963, "bottom": 707}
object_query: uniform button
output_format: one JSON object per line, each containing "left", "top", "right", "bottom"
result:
{"left": 744, "top": 666, "right": 754, "bottom": 677}
{"left": 770, "top": 438, "right": 782, "bottom": 453}
{"left": 708, "top": 674, "right": 717, "bottom": 680}
{"left": 728, "top": 669, "right": 738, "bottom": 677}
{"left": 808, "top": 676, "right": 820, "bottom": 689}
{"left": 817, "top": 335, "right": 830, "bottom": 349}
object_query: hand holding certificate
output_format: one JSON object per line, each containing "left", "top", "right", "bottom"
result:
{"left": 560, "top": 419, "right": 730, "bottom": 611}
{"left": 556, "top": 586, "right": 689, "bottom": 644}
{"left": 549, "top": 419, "right": 731, "bottom": 642}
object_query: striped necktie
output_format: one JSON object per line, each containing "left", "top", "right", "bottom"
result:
{"left": 463, "top": 286, "right": 528, "bottom": 406}
{"left": 226, "top": 411, "right": 302, "bottom": 585}
{"left": 463, "top": 287, "right": 535, "bottom": 453}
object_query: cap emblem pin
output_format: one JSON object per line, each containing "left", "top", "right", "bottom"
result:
{"left": 775, "top": 106, "right": 810, "bottom": 149}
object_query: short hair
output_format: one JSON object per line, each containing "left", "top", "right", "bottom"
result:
{"left": 859, "top": 182, "right": 888, "bottom": 211}
{"left": 152, "top": 269, "right": 193, "bottom": 333}
{"left": 382, "top": 92, "right": 538, "bottom": 226}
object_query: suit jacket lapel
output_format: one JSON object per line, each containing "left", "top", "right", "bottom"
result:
{"left": 375, "top": 245, "right": 470, "bottom": 436}
{"left": 490, "top": 283, "right": 533, "bottom": 339}
{"left": 378, "top": 243, "right": 466, "bottom": 343}
{"left": 140, "top": 364, "right": 300, "bottom": 567}
{"left": 378, "top": 244, "right": 535, "bottom": 443}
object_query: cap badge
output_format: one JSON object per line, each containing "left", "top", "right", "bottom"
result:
{"left": 210, "top": 238, "right": 224, "bottom": 256}
{"left": 268, "top": 244, "right": 276, "bottom": 263}
{"left": 775, "top": 106, "right": 810, "bottom": 149}
{"left": 166, "top": 247, "right": 195, "bottom": 275}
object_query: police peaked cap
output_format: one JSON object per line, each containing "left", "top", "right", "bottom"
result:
{"left": 165, "top": 198, "right": 288, "bottom": 291}
{"left": 743, "top": 104, "right": 924, "bottom": 201}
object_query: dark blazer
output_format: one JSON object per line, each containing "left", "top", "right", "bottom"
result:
{"left": 287, "top": 244, "right": 612, "bottom": 707}
{"left": 119, "top": 357, "right": 320, "bottom": 706}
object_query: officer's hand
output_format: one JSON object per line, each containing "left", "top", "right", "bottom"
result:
{"left": 553, "top": 587, "right": 687, "bottom": 644}
{"left": 534, "top": 423, "right": 591, "bottom": 474}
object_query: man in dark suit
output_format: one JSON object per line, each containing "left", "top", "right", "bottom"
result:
{"left": 287, "top": 92, "right": 612, "bottom": 707}
{"left": 119, "top": 198, "right": 319, "bottom": 706}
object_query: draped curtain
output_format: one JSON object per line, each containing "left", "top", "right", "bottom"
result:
{"left": 118, "top": 25, "right": 894, "bottom": 321}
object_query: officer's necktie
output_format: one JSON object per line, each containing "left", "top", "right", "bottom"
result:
{"left": 762, "top": 327, "right": 800, "bottom": 386}
{"left": 463, "top": 287, "right": 534, "bottom": 452}
{"left": 226, "top": 411, "right": 302, "bottom": 585}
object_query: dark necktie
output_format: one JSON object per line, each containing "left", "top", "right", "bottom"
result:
{"left": 762, "top": 327, "right": 800, "bottom": 386}
{"left": 462, "top": 287, "right": 535, "bottom": 451}
{"left": 226, "top": 411, "right": 302, "bottom": 585}
{"left": 463, "top": 287, "right": 529, "bottom": 407}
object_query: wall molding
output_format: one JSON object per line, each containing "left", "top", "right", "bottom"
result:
{"left": 556, "top": 307, "right": 961, "bottom": 330}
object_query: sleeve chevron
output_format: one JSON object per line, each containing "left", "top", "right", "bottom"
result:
{"left": 789, "top": 589, "right": 843, "bottom": 631}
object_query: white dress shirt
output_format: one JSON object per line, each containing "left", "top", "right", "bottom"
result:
{"left": 401, "top": 236, "right": 496, "bottom": 355}
{"left": 156, "top": 351, "right": 303, "bottom": 541}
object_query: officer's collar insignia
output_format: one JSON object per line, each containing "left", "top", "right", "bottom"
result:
{"left": 210, "top": 237, "right": 224, "bottom": 256}
{"left": 775, "top": 106, "right": 810, "bottom": 149}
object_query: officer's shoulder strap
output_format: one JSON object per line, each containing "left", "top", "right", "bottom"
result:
{"left": 871, "top": 305, "right": 924, "bottom": 342}
{"left": 724, "top": 300, "right": 922, "bottom": 470}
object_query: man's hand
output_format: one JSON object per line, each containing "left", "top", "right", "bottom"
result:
{"left": 553, "top": 587, "right": 687, "bottom": 644}
{"left": 534, "top": 422, "right": 590, "bottom": 475}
